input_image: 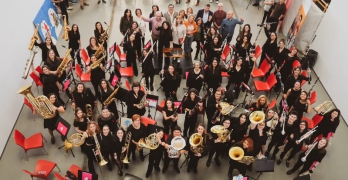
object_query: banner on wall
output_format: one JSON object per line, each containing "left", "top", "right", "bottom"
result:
{"left": 33, "top": 0, "right": 62, "bottom": 44}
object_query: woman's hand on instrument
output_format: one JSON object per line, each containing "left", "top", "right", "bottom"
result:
{"left": 290, "top": 134, "right": 294, "bottom": 139}
{"left": 215, "top": 138, "right": 221, "bottom": 143}
{"left": 95, "top": 150, "right": 100, "bottom": 155}
{"left": 274, "top": 113, "right": 279, "bottom": 120}
{"left": 199, "top": 74, "right": 204, "bottom": 79}
{"left": 279, "top": 116, "right": 285, "bottom": 122}
{"left": 52, "top": 106, "right": 58, "bottom": 111}
{"left": 122, "top": 147, "right": 126, "bottom": 153}
{"left": 195, "top": 153, "right": 202, "bottom": 157}
{"left": 308, "top": 144, "right": 313, "bottom": 149}
{"left": 172, "top": 91, "right": 176, "bottom": 95}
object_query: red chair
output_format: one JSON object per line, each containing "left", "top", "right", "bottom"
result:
{"left": 312, "top": 114, "right": 323, "bottom": 127}
{"left": 75, "top": 64, "right": 91, "bottom": 82}
{"left": 221, "top": 71, "right": 230, "bottom": 77}
{"left": 35, "top": 66, "right": 43, "bottom": 74}
{"left": 30, "top": 72, "right": 43, "bottom": 94}
{"left": 53, "top": 172, "right": 65, "bottom": 180}
{"left": 14, "top": 130, "right": 48, "bottom": 161}
{"left": 116, "top": 44, "right": 127, "bottom": 62}
{"left": 253, "top": 73, "right": 277, "bottom": 93}
{"left": 120, "top": 67, "right": 134, "bottom": 77}
{"left": 221, "top": 45, "right": 231, "bottom": 62}
{"left": 251, "top": 60, "right": 271, "bottom": 78}
{"left": 80, "top": 48, "right": 90, "bottom": 66}
{"left": 309, "top": 91, "right": 317, "bottom": 105}
{"left": 125, "top": 80, "right": 131, "bottom": 90}
{"left": 268, "top": 99, "right": 276, "bottom": 109}
{"left": 68, "top": 164, "right": 82, "bottom": 178}
{"left": 300, "top": 71, "right": 308, "bottom": 86}
{"left": 302, "top": 116, "right": 314, "bottom": 129}
{"left": 24, "top": 98, "right": 36, "bottom": 121}
{"left": 141, "top": 116, "right": 157, "bottom": 126}
{"left": 156, "top": 99, "right": 166, "bottom": 112}
{"left": 23, "top": 159, "right": 61, "bottom": 180}
{"left": 292, "top": 60, "right": 301, "bottom": 69}
{"left": 254, "top": 45, "right": 262, "bottom": 59}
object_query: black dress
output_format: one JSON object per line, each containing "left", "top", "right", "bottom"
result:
{"left": 266, "top": 120, "right": 296, "bottom": 157}
{"left": 187, "top": 133, "right": 210, "bottom": 171}
{"left": 68, "top": 31, "right": 81, "bottom": 65}
{"left": 291, "top": 100, "right": 308, "bottom": 124}
{"left": 113, "top": 136, "right": 126, "bottom": 169}
{"left": 230, "top": 117, "right": 248, "bottom": 143}
{"left": 227, "top": 65, "right": 245, "bottom": 98}
{"left": 34, "top": 42, "right": 60, "bottom": 62}
{"left": 127, "top": 123, "right": 147, "bottom": 159}
{"left": 44, "top": 59, "right": 67, "bottom": 83}
{"left": 280, "top": 128, "right": 308, "bottom": 160}
{"left": 162, "top": 107, "right": 177, "bottom": 134}
{"left": 280, "top": 54, "right": 298, "bottom": 84}
{"left": 83, "top": 135, "right": 97, "bottom": 173}
{"left": 126, "top": 90, "right": 146, "bottom": 118}
{"left": 73, "top": 117, "right": 88, "bottom": 132}
{"left": 206, "top": 95, "right": 220, "bottom": 133}
{"left": 128, "top": 28, "right": 143, "bottom": 61}
{"left": 286, "top": 88, "right": 301, "bottom": 108}
{"left": 43, "top": 101, "right": 62, "bottom": 131}
{"left": 86, "top": 45, "right": 98, "bottom": 58}
{"left": 182, "top": 97, "right": 200, "bottom": 137}
{"left": 90, "top": 65, "right": 105, "bottom": 99}
{"left": 141, "top": 53, "right": 155, "bottom": 87}
{"left": 207, "top": 42, "right": 222, "bottom": 64}
{"left": 123, "top": 41, "right": 138, "bottom": 76}
{"left": 40, "top": 73, "right": 59, "bottom": 97}
{"left": 72, "top": 88, "right": 95, "bottom": 114}
{"left": 97, "top": 113, "right": 119, "bottom": 133}
{"left": 186, "top": 69, "right": 204, "bottom": 93}
{"left": 310, "top": 113, "right": 340, "bottom": 141}
{"left": 160, "top": 71, "right": 181, "bottom": 101}
{"left": 249, "top": 127, "right": 267, "bottom": 156}
{"left": 97, "top": 132, "right": 114, "bottom": 169}
{"left": 273, "top": 47, "right": 290, "bottom": 68}
{"left": 284, "top": 74, "right": 309, "bottom": 93}
{"left": 204, "top": 66, "right": 223, "bottom": 93}
{"left": 94, "top": 29, "right": 108, "bottom": 57}
{"left": 157, "top": 26, "right": 173, "bottom": 69}
{"left": 260, "top": 39, "right": 277, "bottom": 67}
{"left": 99, "top": 88, "right": 119, "bottom": 120}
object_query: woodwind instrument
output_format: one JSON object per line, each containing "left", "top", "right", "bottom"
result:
{"left": 22, "top": 46, "right": 39, "bottom": 79}
{"left": 103, "top": 85, "right": 120, "bottom": 106}
{"left": 173, "top": 93, "right": 188, "bottom": 117}
{"left": 57, "top": 48, "right": 73, "bottom": 78}
{"left": 95, "top": 41, "right": 105, "bottom": 58}
{"left": 187, "top": 91, "right": 210, "bottom": 117}
{"left": 28, "top": 25, "right": 39, "bottom": 50}
{"left": 99, "top": 27, "right": 109, "bottom": 44}
{"left": 62, "top": 15, "right": 71, "bottom": 41}
{"left": 120, "top": 30, "right": 129, "bottom": 47}
{"left": 121, "top": 132, "right": 132, "bottom": 164}
{"left": 90, "top": 55, "right": 106, "bottom": 69}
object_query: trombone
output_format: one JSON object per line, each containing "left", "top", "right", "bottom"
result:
{"left": 314, "top": 101, "right": 334, "bottom": 115}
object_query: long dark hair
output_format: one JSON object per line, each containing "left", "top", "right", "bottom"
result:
{"left": 187, "top": 88, "right": 199, "bottom": 102}
{"left": 123, "top": 9, "right": 132, "bottom": 18}
{"left": 115, "top": 127, "right": 126, "bottom": 141}
{"left": 74, "top": 83, "right": 87, "bottom": 94}
{"left": 326, "top": 108, "right": 341, "bottom": 123}
{"left": 163, "top": 97, "right": 174, "bottom": 111}
{"left": 238, "top": 24, "right": 251, "bottom": 41}
{"left": 95, "top": 21, "right": 104, "bottom": 32}
{"left": 160, "top": 21, "right": 172, "bottom": 36}
{"left": 45, "top": 49, "right": 59, "bottom": 63}
{"left": 71, "top": 24, "right": 80, "bottom": 34}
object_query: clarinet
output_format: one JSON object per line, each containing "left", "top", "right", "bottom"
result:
{"left": 173, "top": 93, "right": 188, "bottom": 117}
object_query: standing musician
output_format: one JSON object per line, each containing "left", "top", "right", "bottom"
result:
{"left": 113, "top": 128, "right": 126, "bottom": 176}
{"left": 204, "top": 27, "right": 220, "bottom": 50}
{"left": 230, "top": 113, "right": 249, "bottom": 146}
{"left": 127, "top": 22, "right": 143, "bottom": 59}
{"left": 277, "top": 120, "right": 309, "bottom": 167}
{"left": 226, "top": 57, "right": 245, "bottom": 98}
{"left": 236, "top": 24, "right": 252, "bottom": 45}
{"left": 289, "top": 91, "right": 311, "bottom": 124}
{"left": 123, "top": 34, "right": 138, "bottom": 76}
{"left": 310, "top": 109, "right": 341, "bottom": 141}
{"left": 187, "top": 123, "right": 210, "bottom": 174}
{"left": 264, "top": 108, "right": 279, "bottom": 132}
{"left": 272, "top": 39, "right": 289, "bottom": 70}
{"left": 182, "top": 88, "right": 203, "bottom": 137}
{"left": 207, "top": 36, "right": 222, "bottom": 65}
{"left": 34, "top": 36, "right": 60, "bottom": 62}
{"left": 98, "top": 79, "right": 119, "bottom": 120}
{"left": 71, "top": 83, "right": 96, "bottom": 114}
{"left": 279, "top": 47, "right": 299, "bottom": 84}
{"left": 126, "top": 82, "right": 146, "bottom": 118}
{"left": 227, "top": 138, "right": 254, "bottom": 178}
{"left": 73, "top": 107, "right": 90, "bottom": 134}
{"left": 248, "top": 95, "right": 269, "bottom": 112}
{"left": 171, "top": 16, "right": 186, "bottom": 49}
{"left": 68, "top": 24, "right": 82, "bottom": 66}
{"left": 141, "top": 49, "right": 155, "bottom": 91}
{"left": 86, "top": 54, "right": 105, "bottom": 99}
{"left": 206, "top": 88, "right": 223, "bottom": 133}
{"left": 127, "top": 114, "right": 146, "bottom": 161}
{"left": 186, "top": 62, "right": 204, "bottom": 93}
{"left": 162, "top": 126, "right": 186, "bottom": 174}
{"left": 120, "top": 9, "right": 133, "bottom": 36}
{"left": 284, "top": 66, "right": 309, "bottom": 93}
{"left": 259, "top": 32, "right": 277, "bottom": 67}
{"left": 97, "top": 106, "right": 119, "bottom": 133}
{"left": 242, "top": 49, "right": 256, "bottom": 91}
{"left": 287, "top": 138, "right": 328, "bottom": 176}
{"left": 160, "top": 65, "right": 181, "bottom": 101}
{"left": 86, "top": 37, "right": 103, "bottom": 58}
{"left": 44, "top": 49, "right": 67, "bottom": 84}
{"left": 264, "top": 111, "right": 298, "bottom": 160}
{"left": 283, "top": 81, "right": 302, "bottom": 109}
{"left": 156, "top": 21, "right": 172, "bottom": 69}
{"left": 145, "top": 129, "right": 166, "bottom": 178}
{"left": 204, "top": 58, "right": 224, "bottom": 94}
{"left": 97, "top": 125, "right": 114, "bottom": 171}
{"left": 207, "top": 119, "right": 231, "bottom": 167}
{"left": 162, "top": 98, "right": 179, "bottom": 136}
{"left": 134, "top": 8, "right": 146, "bottom": 47}
{"left": 235, "top": 36, "right": 252, "bottom": 59}
{"left": 249, "top": 121, "right": 268, "bottom": 165}
{"left": 94, "top": 22, "right": 108, "bottom": 58}
{"left": 81, "top": 121, "right": 101, "bottom": 173}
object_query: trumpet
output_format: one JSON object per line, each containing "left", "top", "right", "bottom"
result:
{"left": 301, "top": 140, "right": 318, "bottom": 162}
{"left": 28, "top": 25, "right": 39, "bottom": 50}
{"left": 189, "top": 133, "right": 204, "bottom": 154}
{"left": 266, "top": 115, "right": 278, "bottom": 137}
{"left": 62, "top": 15, "right": 70, "bottom": 41}
{"left": 314, "top": 101, "right": 334, "bottom": 115}
{"left": 93, "top": 134, "right": 108, "bottom": 166}
{"left": 296, "top": 126, "right": 318, "bottom": 144}
{"left": 22, "top": 46, "right": 39, "bottom": 79}
{"left": 121, "top": 132, "right": 132, "bottom": 164}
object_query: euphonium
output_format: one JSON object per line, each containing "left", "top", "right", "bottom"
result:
{"left": 17, "top": 84, "right": 56, "bottom": 119}
{"left": 28, "top": 25, "right": 39, "bottom": 50}
{"left": 93, "top": 134, "right": 108, "bottom": 166}
{"left": 62, "top": 15, "right": 71, "bottom": 41}
{"left": 90, "top": 55, "right": 106, "bottom": 69}
{"left": 314, "top": 101, "right": 334, "bottom": 115}
{"left": 138, "top": 133, "right": 160, "bottom": 150}
{"left": 249, "top": 111, "right": 265, "bottom": 124}
{"left": 229, "top": 146, "right": 255, "bottom": 164}
{"left": 211, "top": 125, "right": 231, "bottom": 143}
{"left": 103, "top": 85, "right": 120, "bottom": 106}
{"left": 189, "top": 133, "right": 204, "bottom": 154}
{"left": 57, "top": 48, "right": 73, "bottom": 78}
{"left": 22, "top": 47, "right": 39, "bottom": 79}
{"left": 86, "top": 104, "right": 93, "bottom": 120}
{"left": 99, "top": 27, "right": 109, "bottom": 43}
{"left": 64, "top": 133, "right": 84, "bottom": 153}
{"left": 121, "top": 132, "right": 132, "bottom": 164}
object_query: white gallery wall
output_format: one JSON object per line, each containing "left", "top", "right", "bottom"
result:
{"left": 0, "top": 0, "right": 45, "bottom": 156}
{"left": 310, "top": 1, "right": 348, "bottom": 124}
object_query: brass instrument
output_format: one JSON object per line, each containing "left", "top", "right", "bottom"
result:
{"left": 90, "top": 55, "right": 106, "bottom": 69}
{"left": 17, "top": 84, "right": 56, "bottom": 119}
{"left": 249, "top": 111, "right": 265, "bottom": 124}
{"left": 57, "top": 48, "right": 73, "bottom": 78}
{"left": 229, "top": 147, "right": 255, "bottom": 164}
{"left": 99, "top": 27, "right": 109, "bottom": 43}
{"left": 64, "top": 133, "right": 84, "bottom": 153}
{"left": 86, "top": 104, "right": 93, "bottom": 120}
{"left": 301, "top": 140, "right": 318, "bottom": 162}
{"left": 136, "top": 86, "right": 148, "bottom": 109}
{"left": 211, "top": 125, "right": 231, "bottom": 143}
{"left": 121, "top": 132, "right": 132, "bottom": 164}
{"left": 93, "top": 134, "right": 108, "bottom": 166}
{"left": 103, "top": 85, "right": 120, "bottom": 106}
{"left": 28, "top": 25, "right": 39, "bottom": 50}
{"left": 314, "top": 101, "right": 334, "bottom": 115}
{"left": 168, "top": 136, "right": 186, "bottom": 158}
{"left": 95, "top": 41, "right": 105, "bottom": 58}
{"left": 219, "top": 102, "right": 237, "bottom": 115}
{"left": 189, "top": 133, "right": 204, "bottom": 154}
{"left": 296, "top": 126, "right": 318, "bottom": 144}
{"left": 62, "top": 15, "right": 71, "bottom": 41}
{"left": 22, "top": 46, "right": 39, "bottom": 79}
{"left": 138, "top": 133, "right": 160, "bottom": 150}
{"left": 266, "top": 115, "right": 278, "bottom": 137}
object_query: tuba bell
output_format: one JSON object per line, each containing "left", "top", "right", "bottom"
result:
{"left": 249, "top": 111, "right": 265, "bottom": 124}
{"left": 64, "top": 133, "right": 84, "bottom": 153}
{"left": 229, "top": 146, "right": 255, "bottom": 164}
{"left": 189, "top": 133, "right": 204, "bottom": 153}
{"left": 138, "top": 133, "right": 160, "bottom": 150}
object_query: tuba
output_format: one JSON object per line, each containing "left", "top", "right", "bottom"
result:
{"left": 62, "top": 15, "right": 71, "bottom": 41}
{"left": 22, "top": 47, "right": 39, "bottom": 79}
{"left": 314, "top": 101, "right": 334, "bottom": 115}
{"left": 64, "top": 133, "right": 84, "bottom": 153}
{"left": 138, "top": 133, "right": 160, "bottom": 150}
{"left": 93, "top": 134, "right": 108, "bottom": 166}
{"left": 86, "top": 104, "right": 93, "bottom": 120}
{"left": 249, "top": 111, "right": 265, "bottom": 124}
{"left": 57, "top": 48, "right": 73, "bottom": 78}
{"left": 90, "top": 55, "right": 106, "bottom": 69}
{"left": 28, "top": 25, "right": 39, "bottom": 50}
{"left": 211, "top": 125, "right": 231, "bottom": 143}
{"left": 17, "top": 84, "right": 56, "bottom": 119}
{"left": 103, "top": 85, "right": 120, "bottom": 106}
{"left": 189, "top": 133, "right": 204, "bottom": 154}
{"left": 121, "top": 132, "right": 132, "bottom": 163}
{"left": 229, "top": 146, "right": 255, "bottom": 164}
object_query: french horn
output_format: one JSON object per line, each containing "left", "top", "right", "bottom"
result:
{"left": 138, "top": 133, "right": 160, "bottom": 150}
{"left": 64, "top": 133, "right": 84, "bottom": 153}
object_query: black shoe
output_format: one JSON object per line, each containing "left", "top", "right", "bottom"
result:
{"left": 102, "top": 0, "right": 106, "bottom": 3}
{"left": 286, "top": 161, "right": 290, "bottom": 168}
{"left": 140, "top": 156, "right": 144, "bottom": 161}
{"left": 174, "top": 168, "right": 180, "bottom": 174}
{"left": 97, "top": 1, "right": 101, "bottom": 4}
{"left": 215, "top": 159, "right": 220, "bottom": 167}
{"left": 51, "top": 137, "right": 55, "bottom": 144}
{"left": 150, "top": 85, "right": 154, "bottom": 91}
{"left": 61, "top": 135, "right": 65, "bottom": 142}
{"left": 107, "top": 164, "right": 112, "bottom": 171}
{"left": 162, "top": 167, "right": 167, "bottom": 174}
{"left": 286, "top": 169, "right": 295, "bottom": 175}
{"left": 277, "top": 159, "right": 282, "bottom": 165}
{"left": 264, "top": 151, "right": 269, "bottom": 157}
{"left": 187, "top": 167, "right": 191, "bottom": 173}
{"left": 252, "top": 3, "right": 259, "bottom": 6}
{"left": 154, "top": 166, "right": 161, "bottom": 172}
{"left": 247, "top": 165, "right": 252, "bottom": 172}
{"left": 271, "top": 155, "right": 276, "bottom": 160}
{"left": 124, "top": 164, "right": 129, "bottom": 169}
{"left": 206, "top": 160, "right": 211, "bottom": 167}
{"left": 193, "top": 169, "right": 197, "bottom": 174}
{"left": 146, "top": 172, "right": 151, "bottom": 178}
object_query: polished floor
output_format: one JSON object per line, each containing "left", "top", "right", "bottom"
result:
{"left": 1, "top": 0, "right": 347, "bottom": 179}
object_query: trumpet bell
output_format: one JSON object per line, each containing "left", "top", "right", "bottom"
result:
{"left": 171, "top": 136, "right": 186, "bottom": 151}
{"left": 249, "top": 111, "right": 265, "bottom": 124}
{"left": 229, "top": 147, "right": 244, "bottom": 161}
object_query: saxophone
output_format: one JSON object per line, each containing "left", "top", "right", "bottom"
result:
{"left": 62, "top": 15, "right": 71, "bottom": 41}
{"left": 136, "top": 87, "right": 147, "bottom": 109}
{"left": 90, "top": 55, "right": 106, "bottom": 69}
{"left": 28, "top": 25, "right": 39, "bottom": 50}
{"left": 95, "top": 41, "right": 105, "bottom": 58}
{"left": 57, "top": 48, "right": 73, "bottom": 78}
{"left": 103, "top": 85, "right": 120, "bottom": 106}
{"left": 99, "top": 27, "right": 109, "bottom": 44}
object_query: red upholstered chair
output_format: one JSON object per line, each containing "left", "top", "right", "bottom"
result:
{"left": 75, "top": 64, "right": 91, "bottom": 82}
{"left": 309, "top": 91, "right": 317, "bottom": 105}
{"left": 221, "top": 71, "right": 230, "bottom": 78}
{"left": 120, "top": 67, "right": 134, "bottom": 77}
{"left": 116, "top": 44, "right": 126, "bottom": 62}
{"left": 268, "top": 99, "right": 277, "bottom": 109}
{"left": 14, "top": 130, "right": 48, "bottom": 161}
{"left": 312, "top": 114, "right": 323, "bottom": 127}
{"left": 302, "top": 116, "right": 314, "bottom": 129}
{"left": 30, "top": 72, "right": 43, "bottom": 94}
{"left": 125, "top": 80, "right": 131, "bottom": 90}
{"left": 300, "top": 71, "right": 308, "bottom": 86}
{"left": 156, "top": 99, "right": 166, "bottom": 112}
{"left": 35, "top": 66, "right": 43, "bottom": 74}
{"left": 22, "top": 159, "right": 61, "bottom": 180}
{"left": 292, "top": 60, "right": 301, "bottom": 69}
{"left": 53, "top": 172, "right": 65, "bottom": 180}
{"left": 254, "top": 45, "right": 262, "bottom": 59}
{"left": 140, "top": 116, "right": 157, "bottom": 126}
{"left": 251, "top": 60, "right": 271, "bottom": 78}
{"left": 24, "top": 98, "right": 36, "bottom": 121}
{"left": 80, "top": 48, "right": 90, "bottom": 67}
{"left": 221, "top": 45, "right": 231, "bottom": 63}
{"left": 253, "top": 73, "right": 277, "bottom": 93}
{"left": 68, "top": 164, "right": 82, "bottom": 178}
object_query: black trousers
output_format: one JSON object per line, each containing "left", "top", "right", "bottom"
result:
{"left": 147, "top": 151, "right": 163, "bottom": 173}
{"left": 70, "top": 47, "right": 82, "bottom": 65}
{"left": 127, "top": 143, "right": 144, "bottom": 160}
{"left": 229, "top": 161, "right": 247, "bottom": 176}
{"left": 194, "top": 40, "right": 201, "bottom": 58}
{"left": 222, "top": 35, "right": 233, "bottom": 45}
{"left": 126, "top": 57, "right": 138, "bottom": 76}
{"left": 163, "top": 154, "right": 180, "bottom": 170}
{"left": 144, "top": 73, "right": 154, "bottom": 87}
{"left": 267, "top": 17, "right": 279, "bottom": 32}
{"left": 84, "top": 145, "right": 96, "bottom": 173}
{"left": 291, "top": 155, "right": 313, "bottom": 175}
{"left": 279, "top": 142, "right": 302, "bottom": 161}
{"left": 59, "top": 3, "right": 69, "bottom": 24}
{"left": 262, "top": 10, "right": 270, "bottom": 24}
{"left": 183, "top": 115, "right": 197, "bottom": 137}
{"left": 208, "top": 143, "right": 223, "bottom": 161}
{"left": 188, "top": 153, "right": 200, "bottom": 170}
{"left": 243, "top": 67, "right": 253, "bottom": 86}
{"left": 164, "top": 90, "right": 178, "bottom": 101}
{"left": 266, "top": 135, "right": 285, "bottom": 156}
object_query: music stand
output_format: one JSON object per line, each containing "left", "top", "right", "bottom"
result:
{"left": 146, "top": 94, "right": 159, "bottom": 119}
{"left": 78, "top": 170, "right": 98, "bottom": 180}
{"left": 238, "top": 82, "right": 254, "bottom": 108}
{"left": 248, "top": 159, "right": 274, "bottom": 180}
{"left": 56, "top": 117, "right": 75, "bottom": 157}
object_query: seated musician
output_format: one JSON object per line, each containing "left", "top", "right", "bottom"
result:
{"left": 228, "top": 138, "right": 254, "bottom": 178}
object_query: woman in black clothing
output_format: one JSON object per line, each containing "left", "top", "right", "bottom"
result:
{"left": 86, "top": 54, "right": 105, "bottom": 99}
{"left": 97, "top": 125, "right": 114, "bottom": 171}
{"left": 73, "top": 107, "right": 90, "bottom": 134}
{"left": 226, "top": 57, "right": 245, "bottom": 98}
{"left": 141, "top": 49, "right": 155, "bottom": 91}
{"left": 68, "top": 24, "right": 82, "bottom": 66}
{"left": 182, "top": 88, "right": 202, "bottom": 137}
{"left": 97, "top": 106, "right": 119, "bottom": 133}
{"left": 272, "top": 39, "right": 289, "bottom": 70}
{"left": 94, "top": 22, "right": 108, "bottom": 58}
{"left": 259, "top": 32, "right": 277, "bottom": 67}
{"left": 127, "top": 21, "right": 143, "bottom": 60}
{"left": 86, "top": 37, "right": 103, "bottom": 58}
{"left": 204, "top": 58, "right": 224, "bottom": 93}
{"left": 264, "top": 111, "right": 298, "bottom": 159}
{"left": 279, "top": 47, "right": 299, "bottom": 83}
{"left": 236, "top": 36, "right": 252, "bottom": 59}
{"left": 284, "top": 66, "right": 309, "bottom": 93}
{"left": 284, "top": 81, "right": 302, "bottom": 109}
{"left": 123, "top": 34, "right": 138, "bottom": 76}
{"left": 71, "top": 83, "right": 96, "bottom": 114}
{"left": 289, "top": 91, "right": 311, "bottom": 123}
{"left": 206, "top": 88, "right": 223, "bottom": 133}
{"left": 162, "top": 98, "right": 178, "bottom": 136}
{"left": 113, "top": 128, "right": 126, "bottom": 176}
{"left": 287, "top": 138, "right": 328, "bottom": 176}
{"left": 127, "top": 114, "right": 147, "bottom": 161}
{"left": 149, "top": 5, "right": 161, "bottom": 32}
{"left": 126, "top": 82, "right": 146, "bottom": 118}
{"left": 157, "top": 21, "right": 173, "bottom": 69}
{"left": 186, "top": 62, "right": 204, "bottom": 93}
{"left": 54, "top": 0, "right": 69, "bottom": 25}
{"left": 242, "top": 49, "right": 256, "bottom": 91}
{"left": 145, "top": 129, "right": 166, "bottom": 178}
{"left": 34, "top": 36, "right": 60, "bottom": 62}
{"left": 249, "top": 121, "right": 268, "bottom": 158}
{"left": 44, "top": 49, "right": 66, "bottom": 84}
{"left": 193, "top": 18, "right": 204, "bottom": 60}
{"left": 310, "top": 109, "right": 340, "bottom": 141}
{"left": 98, "top": 79, "right": 119, "bottom": 119}
{"left": 81, "top": 121, "right": 101, "bottom": 173}
{"left": 228, "top": 138, "right": 254, "bottom": 178}
{"left": 264, "top": 108, "right": 279, "bottom": 133}
{"left": 230, "top": 113, "right": 249, "bottom": 144}
{"left": 204, "top": 27, "right": 220, "bottom": 50}
{"left": 236, "top": 24, "right": 252, "bottom": 45}
{"left": 249, "top": 95, "right": 269, "bottom": 112}
{"left": 120, "top": 9, "right": 133, "bottom": 36}
{"left": 187, "top": 123, "right": 210, "bottom": 174}
{"left": 277, "top": 120, "right": 309, "bottom": 167}
{"left": 207, "top": 36, "right": 222, "bottom": 65}
{"left": 160, "top": 65, "right": 181, "bottom": 101}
